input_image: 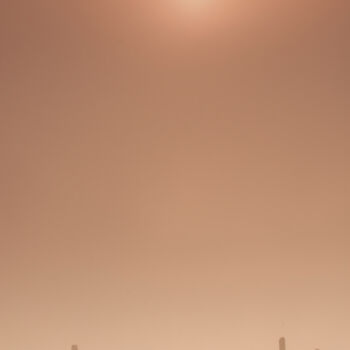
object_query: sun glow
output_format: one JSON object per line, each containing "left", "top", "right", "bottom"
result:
{"left": 177, "top": 0, "right": 215, "bottom": 14}
{"left": 171, "top": 0, "right": 222, "bottom": 24}
{"left": 163, "top": 0, "right": 225, "bottom": 35}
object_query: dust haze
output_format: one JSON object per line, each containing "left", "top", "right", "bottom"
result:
{"left": 1, "top": 2, "right": 349, "bottom": 350}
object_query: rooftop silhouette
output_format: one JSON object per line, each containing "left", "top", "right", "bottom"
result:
{"left": 70, "top": 337, "right": 320, "bottom": 350}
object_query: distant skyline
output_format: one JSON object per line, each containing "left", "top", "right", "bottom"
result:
{"left": 69, "top": 337, "right": 317, "bottom": 350}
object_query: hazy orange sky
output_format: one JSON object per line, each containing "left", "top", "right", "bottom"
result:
{"left": 1, "top": 2, "right": 349, "bottom": 350}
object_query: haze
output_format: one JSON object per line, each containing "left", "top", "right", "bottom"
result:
{"left": 1, "top": 2, "right": 349, "bottom": 350}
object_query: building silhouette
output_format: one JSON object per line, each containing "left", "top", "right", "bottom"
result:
{"left": 279, "top": 337, "right": 286, "bottom": 350}
{"left": 69, "top": 336, "right": 321, "bottom": 350}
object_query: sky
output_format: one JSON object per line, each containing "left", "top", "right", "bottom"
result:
{"left": 0, "top": 2, "right": 349, "bottom": 350}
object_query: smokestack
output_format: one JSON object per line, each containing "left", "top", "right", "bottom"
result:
{"left": 279, "top": 337, "right": 286, "bottom": 350}
{"left": 71, "top": 345, "right": 78, "bottom": 350}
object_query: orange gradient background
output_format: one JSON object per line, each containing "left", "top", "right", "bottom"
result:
{"left": 1, "top": 2, "right": 349, "bottom": 350}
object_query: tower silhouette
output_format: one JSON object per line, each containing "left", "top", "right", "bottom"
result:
{"left": 279, "top": 337, "right": 286, "bottom": 350}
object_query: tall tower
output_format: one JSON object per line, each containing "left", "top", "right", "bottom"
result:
{"left": 279, "top": 337, "right": 286, "bottom": 350}
{"left": 71, "top": 345, "right": 78, "bottom": 350}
